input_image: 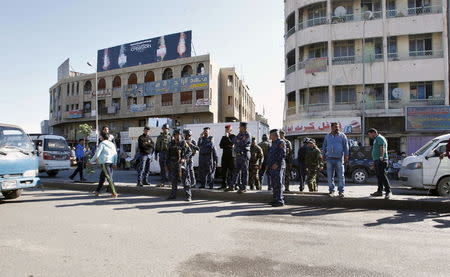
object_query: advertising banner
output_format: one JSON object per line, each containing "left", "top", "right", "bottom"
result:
{"left": 285, "top": 117, "right": 361, "bottom": 135}
{"left": 91, "top": 89, "right": 112, "bottom": 98}
{"left": 406, "top": 106, "right": 450, "bottom": 131}
{"left": 305, "top": 57, "right": 328, "bottom": 74}
{"left": 130, "top": 104, "right": 147, "bottom": 113}
{"left": 57, "top": 58, "right": 70, "bottom": 81}
{"left": 97, "top": 31, "right": 192, "bottom": 72}
{"left": 67, "top": 110, "right": 83, "bottom": 119}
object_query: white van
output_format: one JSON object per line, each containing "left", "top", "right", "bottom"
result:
{"left": 29, "top": 134, "right": 71, "bottom": 177}
{"left": 398, "top": 134, "right": 450, "bottom": 196}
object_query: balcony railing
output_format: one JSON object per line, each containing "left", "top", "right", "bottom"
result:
{"left": 162, "top": 101, "right": 173, "bottom": 107}
{"left": 298, "top": 16, "right": 327, "bottom": 30}
{"left": 409, "top": 96, "right": 445, "bottom": 106}
{"left": 298, "top": 57, "right": 329, "bottom": 73}
{"left": 386, "top": 5, "right": 442, "bottom": 18}
{"left": 388, "top": 50, "right": 444, "bottom": 61}
{"left": 286, "top": 64, "right": 296, "bottom": 75}
{"left": 331, "top": 11, "right": 382, "bottom": 23}
{"left": 332, "top": 54, "right": 384, "bottom": 65}
{"left": 299, "top": 103, "right": 329, "bottom": 113}
{"left": 286, "top": 106, "right": 296, "bottom": 116}
{"left": 285, "top": 26, "right": 296, "bottom": 39}
{"left": 364, "top": 99, "right": 385, "bottom": 110}
{"left": 181, "top": 99, "right": 193, "bottom": 105}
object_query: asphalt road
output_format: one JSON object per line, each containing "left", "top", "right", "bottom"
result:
{"left": 1, "top": 189, "right": 449, "bottom": 277}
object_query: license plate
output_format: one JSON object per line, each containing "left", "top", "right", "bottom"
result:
{"left": 2, "top": 180, "right": 17, "bottom": 190}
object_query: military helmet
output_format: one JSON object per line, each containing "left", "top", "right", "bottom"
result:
{"left": 162, "top": 123, "right": 170, "bottom": 130}
{"left": 303, "top": 137, "right": 310, "bottom": 144}
{"left": 262, "top": 134, "right": 268, "bottom": 141}
{"left": 173, "top": 129, "right": 181, "bottom": 135}
{"left": 183, "top": 129, "right": 192, "bottom": 136}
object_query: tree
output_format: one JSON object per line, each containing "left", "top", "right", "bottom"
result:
{"left": 79, "top": 124, "right": 93, "bottom": 141}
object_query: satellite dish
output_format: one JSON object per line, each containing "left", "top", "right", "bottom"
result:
{"left": 392, "top": 88, "right": 403, "bottom": 99}
{"left": 334, "top": 6, "right": 347, "bottom": 17}
{"left": 363, "top": 10, "right": 374, "bottom": 20}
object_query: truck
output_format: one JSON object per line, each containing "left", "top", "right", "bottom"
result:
{"left": 0, "top": 123, "right": 41, "bottom": 200}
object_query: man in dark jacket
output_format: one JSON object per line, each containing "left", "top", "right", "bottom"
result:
{"left": 297, "top": 137, "right": 310, "bottom": 192}
{"left": 219, "top": 125, "right": 235, "bottom": 190}
{"left": 198, "top": 127, "right": 218, "bottom": 189}
{"left": 69, "top": 139, "right": 86, "bottom": 182}
{"left": 137, "top": 126, "right": 155, "bottom": 187}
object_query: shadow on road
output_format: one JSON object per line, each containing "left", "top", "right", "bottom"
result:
{"left": 364, "top": 210, "right": 450, "bottom": 229}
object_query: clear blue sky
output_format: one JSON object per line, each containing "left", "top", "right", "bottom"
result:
{"left": 0, "top": 0, "right": 285, "bottom": 133}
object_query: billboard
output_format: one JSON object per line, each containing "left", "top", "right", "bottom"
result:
{"left": 406, "top": 106, "right": 450, "bottom": 131}
{"left": 97, "top": 31, "right": 192, "bottom": 72}
{"left": 305, "top": 57, "right": 327, "bottom": 74}
{"left": 285, "top": 117, "right": 361, "bottom": 135}
{"left": 57, "top": 58, "right": 70, "bottom": 81}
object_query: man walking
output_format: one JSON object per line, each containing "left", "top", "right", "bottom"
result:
{"left": 198, "top": 127, "right": 218, "bottom": 189}
{"left": 305, "top": 139, "right": 323, "bottom": 192}
{"left": 368, "top": 128, "right": 392, "bottom": 199}
{"left": 219, "top": 125, "right": 236, "bottom": 190}
{"left": 155, "top": 124, "right": 172, "bottom": 186}
{"left": 297, "top": 138, "right": 310, "bottom": 192}
{"left": 137, "top": 126, "right": 155, "bottom": 187}
{"left": 69, "top": 139, "right": 87, "bottom": 182}
{"left": 249, "top": 137, "right": 264, "bottom": 190}
{"left": 183, "top": 129, "right": 199, "bottom": 188}
{"left": 258, "top": 134, "right": 271, "bottom": 189}
{"left": 101, "top": 126, "right": 115, "bottom": 144}
{"left": 228, "top": 122, "right": 251, "bottom": 193}
{"left": 322, "top": 122, "right": 349, "bottom": 198}
{"left": 267, "top": 129, "right": 286, "bottom": 207}
{"left": 167, "top": 129, "right": 192, "bottom": 201}
{"left": 279, "top": 130, "right": 293, "bottom": 192}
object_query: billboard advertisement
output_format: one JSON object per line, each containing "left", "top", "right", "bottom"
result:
{"left": 406, "top": 106, "right": 450, "bottom": 131}
{"left": 57, "top": 58, "right": 70, "bottom": 81}
{"left": 305, "top": 57, "right": 327, "bottom": 74}
{"left": 97, "top": 31, "right": 192, "bottom": 72}
{"left": 285, "top": 117, "right": 361, "bottom": 135}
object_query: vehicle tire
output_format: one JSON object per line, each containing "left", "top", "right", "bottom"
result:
{"left": 2, "top": 189, "right": 22, "bottom": 199}
{"left": 351, "top": 168, "right": 368, "bottom": 184}
{"left": 47, "top": 170, "right": 59, "bottom": 177}
{"left": 436, "top": 177, "right": 450, "bottom": 197}
{"left": 290, "top": 167, "right": 300, "bottom": 181}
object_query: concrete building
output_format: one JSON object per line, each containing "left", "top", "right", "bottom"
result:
{"left": 284, "top": 0, "right": 449, "bottom": 154}
{"left": 49, "top": 54, "right": 256, "bottom": 143}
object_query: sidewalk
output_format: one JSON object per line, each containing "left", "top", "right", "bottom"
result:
{"left": 39, "top": 169, "right": 450, "bottom": 212}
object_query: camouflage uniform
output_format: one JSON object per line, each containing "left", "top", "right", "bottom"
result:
{"left": 305, "top": 145, "right": 323, "bottom": 192}
{"left": 231, "top": 130, "right": 251, "bottom": 192}
{"left": 249, "top": 142, "right": 264, "bottom": 190}
{"left": 155, "top": 131, "right": 172, "bottom": 184}
{"left": 184, "top": 130, "right": 199, "bottom": 188}
{"left": 167, "top": 137, "right": 192, "bottom": 200}
{"left": 258, "top": 139, "right": 271, "bottom": 188}
{"left": 283, "top": 138, "right": 293, "bottom": 191}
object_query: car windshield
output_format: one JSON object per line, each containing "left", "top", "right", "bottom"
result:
{"left": 0, "top": 126, "right": 35, "bottom": 152}
{"left": 414, "top": 139, "right": 438, "bottom": 156}
{"left": 44, "top": 139, "right": 69, "bottom": 152}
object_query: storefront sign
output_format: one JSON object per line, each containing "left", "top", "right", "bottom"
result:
{"left": 406, "top": 106, "right": 450, "bottom": 131}
{"left": 67, "top": 110, "right": 83, "bottom": 119}
{"left": 285, "top": 117, "right": 362, "bottom": 135}
{"left": 195, "top": 98, "right": 211, "bottom": 106}
{"left": 92, "top": 89, "right": 112, "bottom": 98}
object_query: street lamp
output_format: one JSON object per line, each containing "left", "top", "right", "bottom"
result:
{"left": 87, "top": 62, "right": 99, "bottom": 145}
{"left": 361, "top": 10, "right": 374, "bottom": 146}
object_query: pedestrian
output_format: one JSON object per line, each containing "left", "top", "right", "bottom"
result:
{"left": 183, "top": 129, "right": 199, "bottom": 188}
{"left": 137, "top": 126, "right": 155, "bottom": 187}
{"left": 249, "top": 137, "right": 264, "bottom": 190}
{"left": 220, "top": 125, "right": 236, "bottom": 190}
{"left": 155, "top": 123, "right": 172, "bottom": 186}
{"left": 101, "top": 126, "right": 115, "bottom": 144}
{"left": 228, "top": 122, "right": 251, "bottom": 193}
{"left": 258, "top": 134, "right": 271, "bottom": 189}
{"left": 279, "top": 130, "right": 293, "bottom": 192}
{"left": 368, "top": 128, "right": 392, "bottom": 199}
{"left": 322, "top": 122, "right": 349, "bottom": 198}
{"left": 198, "top": 127, "right": 218, "bottom": 189}
{"left": 69, "top": 139, "right": 87, "bottom": 182}
{"left": 89, "top": 132, "right": 118, "bottom": 198}
{"left": 297, "top": 138, "right": 310, "bottom": 192}
{"left": 305, "top": 139, "right": 323, "bottom": 192}
{"left": 167, "top": 129, "right": 192, "bottom": 201}
{"left": 267, "top": 129, "right": 286, "bottom": 207}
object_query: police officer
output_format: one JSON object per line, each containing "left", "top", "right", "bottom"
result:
{"left": 249, "top": 137, "right": 264, "bottom": 190}
{"left": 258, "top": 134, "right": 271, "bottom": 189}
{"left": 155, "top": 124, "right": 172, "bottom": 186}
{"left": 167, "top": 129, "right": 192, "bottom": 201}
{"left": 297, "top": 137, "right": 310, "bottom": 192}
{"left": 279, "top": 130, "right": 293, "bottom": 192}
{"left": 305, "top": 139, "right": 323, "bottom": 192}
{"left": 183, "top": 129, "right": 199, "bottom": 188}
{"left": 220, "top": 125, "right": 236, "bottom": 190}
{"left": 267, "top": 129, "right": 286, "bottom": 207}
{"left": 198, "top": 127, "right": 218, "bottom": 189}
{"left": 228, "top": 122, "right": 251, "bottom": 193}
{"left": 137, "top": 126, "right": 155, "bottom": 187}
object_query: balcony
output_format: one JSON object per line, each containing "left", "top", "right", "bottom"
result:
{"left": 285, "top": 26, "right": 296, "bottom": 39}
{"left": 286, "top": 64, "right": 296, "bottom": 75}
{"left": 364, "top": 100, "right": 385, "bottom": 110}
{"left": 331, "top": 11, "right": 382, "bottom": 24}
{"left": 286, "top": 106, "right": 296, "bottom": 116}
{"left": 332, "top": 54, "right": 383, "bottom": 65}
{"left": 298, "top": 57, "right": 328, "bottom": 73}
{"left": 299, "top": 103, "right": 329, "bottom": 113}
{"left": 386, "top": 5, "right": 442, "bottom": 18}
{"left": 298, "top": 16, "right": 327, "bottom": 30}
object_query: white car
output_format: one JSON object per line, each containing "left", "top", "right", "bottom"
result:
{"left": 29, "top": 134, "right": 71, "bottom": 177}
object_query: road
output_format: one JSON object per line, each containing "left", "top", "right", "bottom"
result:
{"left": 1, "top": 189, "right": 449, "bottom": 277}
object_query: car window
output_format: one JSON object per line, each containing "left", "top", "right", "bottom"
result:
{"left": 44, "top": 139, "right": 69, "bottom": 152}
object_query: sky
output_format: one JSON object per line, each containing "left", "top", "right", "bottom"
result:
{"left": 0, "top": 0, "right": 285, "bottom": 133}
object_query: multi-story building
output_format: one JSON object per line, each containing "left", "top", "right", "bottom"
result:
{"left": 283, "top": 0, "right": 449, "bottom": 154}
{"left": 49, "top": 54, "right": 256, "bottom": 143}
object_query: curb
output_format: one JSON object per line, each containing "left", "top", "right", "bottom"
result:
{"left": 41, "top": 181, "right": 450, "bottom": 213}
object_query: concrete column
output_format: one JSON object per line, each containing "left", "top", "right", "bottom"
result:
{"left": 327, "top": 0, "right": 333, "bottom": 113}
{"left": 382, "top": 0, "right": 389, "bottom": 110}
{"left": 295, "top": 90, "right": 300, "bottom": 114}
{"left": 442, "top": 0, "right": 450, "bottom": 105}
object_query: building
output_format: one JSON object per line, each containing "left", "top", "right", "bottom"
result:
{"left": 283, "top": 0, "right": 449, "bottom": 154}
{"left": 49, "top": 54, "right": 257, "bottom": 144}
{"left": 40, "top": 120, "right": 51, "bottom": 134}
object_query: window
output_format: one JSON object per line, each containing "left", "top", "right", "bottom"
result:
{"left": 161, "top": 93, "right": 173, "bottom": 106}
{"left": 84, "top": 81, "right": 92, "bottom": 92}
{"left": 83, "top": 102, "right": 91, "bottom": 113}
{"left": 144, "top": 96, "right": 154, "bottom": 107}
{"left": 112, "top": 76, "right": 121, "bottom": 88}
{"left": 309, "top": 87, "right": 328, "bottom": 104}
{"left": 128, "top": 73, "right": 138, "bottom": 86}
{"left": 335, "top": 86, "right": 356, "bottom": 103}
{"left": 409, "top": 34, "right": 432, "bottom": 56}
{"left": 76, "top": 82, "right": 79, "bottom": 94}
{"left": 75, "top": 104, "right": 79, "bottom": 110}
{"left": 138, "top": 120, "right": 146, "bottom": 127}
{"left": 227, "top": 75, "right": 234, "bottom": 86}
{"left": 162, "top": 68, "right": 173, "bottom": 80}
{"left": 112, "top": 98, "right": 121, "bottom": 110}
{"left": 127, "top": 97, "right": 137, "bottom": 107}
{"left": 196, "top": 90, "right": 205, "bottom": 100}
{"left": 287, "top": 91, "right": 296, "bottom": 108}
{"left": 366, "top": 84, "right": 384, "bottom": 101}
{"left": 98, "top": 78, "right": 106, "bottom": 90}
{"left": 333, "top": 40, "right": 355, "bottom": 58}
{"left": 410, "top": 82, "right": 433, "bottom": 100}
{"left": 308, "top": 43, "right": 327, "bottom": 58}
{"left": 361, "top": 0, "right": 382, "bottom": 13}
{"left": 408, "top": 0, "right": 431, "bottom": 14}
{"left": 299, "top": 89, "right": 306, "bottom": 106}
{"left": 66, "top": 105, "right": 70, "bottom": 111}
{"left": 307, "top": 3, "right": 326, "bottom": 26}
{"left": 181, "top": 65, "right": 193, "bottom": 77}
{"left": 180, "top": 91, "right": 192, "bottom": 104}
{"left": 71, "top": 104, "right": 74, "bottom": 110}
{"left": 388, "top": 83, "right": 399, "bottom": 100}
{"left": 144, "top": 71, "right": 155, "bottom": 83}
{"left": 67, "top": 83, "right": 70, "bottom": 96}
{"left": 197, "top": 63, "right": 205, "bottom": 75}
{"left": 388, "top": 37, "right": 397, "bottom": 58}
{"left": 228, "top": 96, "right": 232, "bottom": 105}
{"left": 71, "top": 83, "right": 75, "bottom": 95}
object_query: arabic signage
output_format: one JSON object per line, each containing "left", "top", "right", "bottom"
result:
{"left": 91, "top": 89, "right": 112, "bottom": 98}
{"left": 129, "top": 104, "right": 147, "bottom": 113}
{"left": 67, "top": 110, "right": 83, "bottom": 119}
{"left": 406, "top": 106, "right": 450, "bottom": 131}
{"left": 305, "top": 57, "right": 327, "bottom": 74}
{"left": 196, "top": 99, "right": 211, "bottom": 106}
{"left": 285, "top": 117, "right": 362, "bottom": 135}
{"left": 124, "top": 74, "right": 209, "bottom": 97}
{"left": 97, "top": 31, "right": 192, "bottom": 72}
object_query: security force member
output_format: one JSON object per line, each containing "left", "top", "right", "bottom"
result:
{"left": 249, "top": 137, "right": 264, "bottom": 190}
{"left": 267, "top": 129, "right": 286, "bottom": 207}
{"left": 220, "top": 125, "right": 236, "bottom": 190}
{"left": 198, "top": 127, "right": 218, "bottom": 189}
{"left": 305, "top": 139, "right": 323, "bottom": 192}
{"left": 137, "top": 126, "right": 155, "bottom": 187}
{"left": 279, "top": 130, "right": 293, "bottom": 192}
{"left": 258, "top": 134, "right": 271, "bottom": 188}
{"left": 167, "top": 129, "right": 192, "bottom": 201}
{"left": 229, "top": 122, "right": 251, "bottom": 193}
{"left": 155, "top": 124, "right": 172, "bottom": 186}
{"left": 183, "top": 129, "right": 199, "bottom": 188}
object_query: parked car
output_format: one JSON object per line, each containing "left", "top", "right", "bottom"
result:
{"left": 29, "top": 134, "right": 71, "bottom": 177}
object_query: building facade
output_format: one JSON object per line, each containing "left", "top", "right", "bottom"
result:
{"left": 283, "top": 0, "right": 449, "bottom": 154}
{"left": 49, "top": 54, "right": 256, "bottom": 143}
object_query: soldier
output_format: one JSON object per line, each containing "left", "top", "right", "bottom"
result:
{"left": 267, "top": 129, "right": 286, "bottom": 207}
{"left": 228, "top": 122, "right": 251, "bottom": 193}
{"left": 198, "top": 127, "right": 218, "bottom": 189}
{"left": 249, "top": 137, "right": 264, "bottom": 190}
{"left": 137, "top": 126, "right": 155, "bottom": 187}
{"left": 220, "top": 125, "right": 236, "bottom": 190}
{"left": 167, "top": 129, "right": 192, "bottom": 201}
{"left": 297, "top": 137, "right": 310, "bottom": 192}
{"left": 183, "top": 129, "right": 199, "bottom": 188}
{"left": 305, "top": 139, "right": 323, "bottom": 192}
{"left": 258, "top": 134, "right": 271, "bottom": 189}
{"left": 279, "top": 130, "right": 293, "bottom": 192}
{"left": 155, "top": 124, "right": 172, "bottom": 186}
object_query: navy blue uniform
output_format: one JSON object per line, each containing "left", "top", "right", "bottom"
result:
{"left": 267, "top": 138, "right": 286, "bottom": 204}
{"left": 185, "top": 139, "right": 199, "bottom": 188}
{"left": 167, "top": 140, "right": 192, "bottom": 199}
{"left": 231, "top": 131, "right": 251, "bottom": 190}
{"left": 198, "top": 136, "right": 218, "bottom": 188}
